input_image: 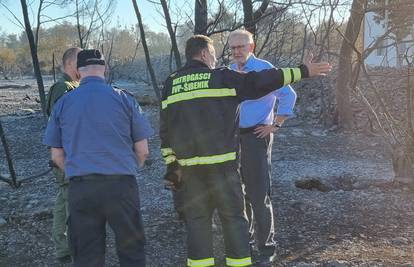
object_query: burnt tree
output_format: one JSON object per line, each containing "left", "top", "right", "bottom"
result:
{"left": 194, "top": 0, "right": 207, "bottom": 35}
{"left": 20, "top": 0, "right": 46, "bottom": 115}
{"left": 132, "top": 0, "right": 161, "bottom": 100}
{"left": 241, "top": 0, "right": 270, "bottom": 36}
{"left": 335, "top": 0, "right": 366, "bottom": 130}
{"left": 160, "top": 0, "right": 182, "bottom": 68}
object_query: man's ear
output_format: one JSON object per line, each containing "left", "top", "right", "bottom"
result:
{"left": 199, "top": 48, "right": 209, "bottom": 63}
{"left": 249, "top": 43, "right": 255, "bottom": 52}
{"left": 200, "top": 48, "right": 207, "bottom": 59}
{"left": 69, "top": 59, "right": 77, "bottom": 70}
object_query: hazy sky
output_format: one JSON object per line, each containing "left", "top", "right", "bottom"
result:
{"left": 0, "top": 0, "right": 350, "bottom": 36}
{"left": 0, "top": 0, "right": 182, "bottom": 35}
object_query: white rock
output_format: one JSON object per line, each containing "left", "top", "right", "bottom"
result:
{"left": 325, "top": 260, "right": 350, "bottom": 267}
{"left": 291, "top": 129, "right": 305, "bottom": 137}
{"left": 0, "top": 173, "right": 10, "bottom": 179}
{"left": 276, "top": 133, "right": 287, "bottom": 138}
{"left": 0, "top": 217, "right": 7, "bottom": 228}
{"left": 391, "top": 237, "right": 409, "bottom": 245}
{"left": 295, "top": 263, "right": 318, "bottom": 267}
{"left": 20, "top": 108, "right": 35, "bottom": 114}
{"left": 310, "top": 130, "right": 327, "bottom": 137}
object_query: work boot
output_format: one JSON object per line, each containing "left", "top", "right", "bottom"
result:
{"left": 254, "top": 253, "right": 276, "bottom": 267}
{"left": 57, "top": 255, "right": 72, "bottom": 264}
{"left": 255, "top": 262, "right": 273, "bottom": 267}
{"left": 249, "top": 239, "right": 258, "bottom": 260}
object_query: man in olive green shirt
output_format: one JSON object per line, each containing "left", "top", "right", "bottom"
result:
{"left": 46, "top": 47, "right": 81, "bottom": 263}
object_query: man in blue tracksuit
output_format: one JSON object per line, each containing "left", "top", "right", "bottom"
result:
{"left": 228, "top": 29, "right": 297, "bottom": 267}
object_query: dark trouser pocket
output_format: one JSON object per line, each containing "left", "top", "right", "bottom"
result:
{"left": 66, "top": 215, "right": 76, "bottom": 259}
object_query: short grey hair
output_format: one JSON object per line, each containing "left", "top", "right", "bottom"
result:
{"left": 62, "top": 47, "right": 81, "bottom": 67}
{"left": 228, "top": 29, "right": 254, "bottom": 44}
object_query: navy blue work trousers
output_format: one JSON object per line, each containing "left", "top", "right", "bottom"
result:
{"left": 68, "top": 174, "right": 146, "bottom": 267}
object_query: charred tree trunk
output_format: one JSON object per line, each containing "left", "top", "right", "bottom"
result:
{"left": 241, "top": 0, "right": 270, "bottom": 36}
{"left": 20, "top": 0, "right": 47, "bottom": 115}
{"left": 335, "top": 0, "right": 366, "bottom": 130}
{"left": 194, "top": 0, "right": 207, "bottom": 35}
{"left": 0, "top": 119, "right": 19, "bottom": 188}
{"left": 393, "top": 66, "right": 414, "bottom": 184}
{"left": 407, "top": 66, "right": 414, "bottom": 142}
{"left": 52, "top": 52, "right": 56, "bottom": 83}
{"left": 75, "top": 0, "right": 84, "bottom": 48}
{"left": 391, "top": 144, "right": 413, "bottom": 184}
{"left": 160, "top": 0, "right": 181, "bottom": 69}
{"left": 242, "top": 0, "right": 254, "bottom": 34}
{"left": 132, "top": 0, "right": 161, "bottom": 100}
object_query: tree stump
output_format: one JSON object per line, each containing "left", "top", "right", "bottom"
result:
{"left": 391, "top": 145, "right": 414, "bottom": 185}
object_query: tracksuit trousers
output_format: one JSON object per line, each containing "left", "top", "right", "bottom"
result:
{"left": 240, "top": 131, "right": 276, "bottom": 260}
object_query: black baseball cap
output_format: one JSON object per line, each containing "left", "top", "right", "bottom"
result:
{"left": 77, "top": 49, "right": 105, "bottom": 68}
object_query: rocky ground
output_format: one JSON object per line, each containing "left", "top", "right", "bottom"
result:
{"left": 0, "top": 79, "right": 414, "bottom": 267}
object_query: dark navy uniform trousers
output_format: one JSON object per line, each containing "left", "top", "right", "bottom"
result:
{"left": 68, "top": 175, "right": 146, "bottom": 267}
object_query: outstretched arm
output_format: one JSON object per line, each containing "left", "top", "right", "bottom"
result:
{"left": 228, "top": 60, "right": 331, "bottom": 101}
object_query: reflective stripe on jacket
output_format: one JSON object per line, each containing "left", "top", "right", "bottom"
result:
{"left": 160, "top": 60, "right": 307, "bottom": 167}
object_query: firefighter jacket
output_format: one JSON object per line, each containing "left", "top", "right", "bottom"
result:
{"left": 160, "top": 59, "right": 308, "bottom": 169}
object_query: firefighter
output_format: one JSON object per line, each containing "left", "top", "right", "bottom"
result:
{"left": 160, "top": 35, "right": 331, "bottom": 267}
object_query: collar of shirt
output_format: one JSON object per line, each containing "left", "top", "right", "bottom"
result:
{"left": 184, "top": 59, "right": 209, "bottom": 69}
{"left": 61, "top": 72, "right": 80, "bottom": 89}
{"left": 62, "top": 72, "right": 73, "bottom": 82}
{"left": 80, "top": 76, "right": 106, "bottom": 85}
{"left": 231, "top": 54, "right": 258, "bottom": 72}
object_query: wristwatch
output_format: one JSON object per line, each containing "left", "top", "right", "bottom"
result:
{"left": 273, "top": 122, "right": 282, "bottom": 128}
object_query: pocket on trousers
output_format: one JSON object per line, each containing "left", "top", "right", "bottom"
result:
{"left": 67, "top": 215, "right": 76, "bottom": 258}
{"left": 224, "top": 165, "right": 243, "bottom": 185}
{"left": 222, "top": 167, "right": 245, "bottom": 212}
{"left": 122, "top": 177, "right": 140, "bottom": 201}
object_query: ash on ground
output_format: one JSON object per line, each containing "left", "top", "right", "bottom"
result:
{"left": 1, "top": 79, "right": 413, "bottom": 267}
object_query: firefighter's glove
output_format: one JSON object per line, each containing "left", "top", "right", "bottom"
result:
{"left": 48, "top": 160, "right": 58, "bottom": 168}
{"left": 164, "top": 162, "right": 182, "bottom": 191}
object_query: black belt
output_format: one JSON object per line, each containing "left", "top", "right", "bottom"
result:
{"left": 239, "top": 124, "right": 269, "bottom": 134}
{"left": 70, "top": 174, "right": 133, "bottom": 182}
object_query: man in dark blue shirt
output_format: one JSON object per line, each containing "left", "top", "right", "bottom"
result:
{"left": 44, "top": 49, "right": 153, "bottom": 267}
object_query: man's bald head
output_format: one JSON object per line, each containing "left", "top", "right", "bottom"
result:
{"left": 62, "top": 47, "right": 81, "bottom": 81}
{"left": 62, "top": 47, "right": 81, "bottom": 68}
